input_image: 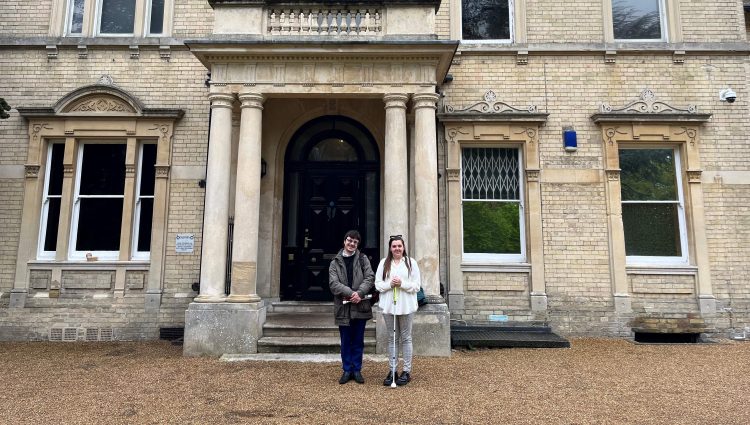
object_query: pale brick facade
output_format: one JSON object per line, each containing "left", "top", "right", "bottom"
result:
{"left": 1, "top": 0, "right": 749, "bottom": 351}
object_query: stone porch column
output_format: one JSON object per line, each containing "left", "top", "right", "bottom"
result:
{"left": 412, "top": 93, "right": 441, "bottom": 302}
{"left": 383, "top": 94, "right": 409, "bottom": 246}
{"left": 228, "top": 91, "right": 265, "bottom": 303}
{"left": 195, "top": 92, "right": 234, "bottom": 302}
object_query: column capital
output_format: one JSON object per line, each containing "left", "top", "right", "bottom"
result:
{"left": 412, "top": 92, "right": 440, "bottom": 110}
{"left": 208, "top": 93, "right": 235, "bottom": 109}
{"left": 383, "top": 93, "right": 409, "bottom": 109}
{"left": 239, "top": 92, "right": 266, "bottom": 110}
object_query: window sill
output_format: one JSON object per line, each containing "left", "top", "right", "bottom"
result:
{"left": 28, "top": 260, "right": 150, "bottom": 270}
{"left": 461, "top": 262, "right": 531, "bottom": 273}
{"left": 626, "top": 265, "right": 698, "bottom": 275}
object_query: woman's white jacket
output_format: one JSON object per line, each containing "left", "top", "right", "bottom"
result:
{"left": 374, "top": 257, "right": 421, "bottom": 315}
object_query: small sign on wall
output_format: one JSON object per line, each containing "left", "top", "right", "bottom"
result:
{"left": 176, "top": 234, "right": 195, "bottom": 253}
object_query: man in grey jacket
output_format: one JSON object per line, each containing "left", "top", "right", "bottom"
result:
{"left": 329, "top": 230, "right": 374, "bottom": 384}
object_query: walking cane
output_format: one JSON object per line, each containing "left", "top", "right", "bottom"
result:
{"left": 391, "top": 286, "right": 398, "bottom": 388}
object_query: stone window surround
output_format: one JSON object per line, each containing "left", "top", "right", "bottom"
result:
{"left": 12, "top": 83, "right": 183, "bottom": 311}
{"left": 602, "top": 0, "right": 682, "bottom": 43}
{"left": 439, "top": 100, "right": 548, "bottom": 313}
{"left": 592, "top": 96, "right": 713, "bottom": 315}
{"left": 450, "top": 0, "right": 527, "bottom": 44}
{"left": 48, "top": 0, "right": 175, "bottom": 38}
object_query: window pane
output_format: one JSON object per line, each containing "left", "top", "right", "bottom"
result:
{"left": 612, "top": 0, "right": 662, "bottom": 39}
{"left": 99, "top": 0, "right": 136, "bottom": 34}
{"left": 44, "top": 198, "right": 61, "bottom": 252}
{"left": 623, "top": 203, "right": 681, "bottom": 256}
{"left": 69, "top": 0, "right": 85, "bottom": 34}
{"left": 149, "top": 0, "right": 165, "bottom": 34}
{"left": 308, "top": 138, "right": 358, "bottom": 162}
{"left": 48, "top": 144, "right": 65, "bottom": 196}
{"left": 139, "top": 144, "right": 157, "bottom": 196}
{"left": 76, "top": 198, "right": 123, "bottom": 251}
{"left": 620, "top": 149, "right": 677, "bottom": 201}
{"left": 137, "top": 198, "right": 154, "bottom": 252}
{"left": 79, "top": 144, "right": 126, "bottom": 195}
{"left": 462, "top": 0, "right": 511, "bottom": 40}
{"left": 462, "top": 148, "right": 519, "bottom": 200}
{"left": 463, "top": 201, "right": 521, "bottom": 254}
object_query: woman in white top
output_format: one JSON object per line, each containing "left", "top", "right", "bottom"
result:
{"left": 375, "top": 235, "right": 421, "bottom": 386}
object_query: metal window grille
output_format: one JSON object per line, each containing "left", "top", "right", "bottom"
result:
{"left": 462, "top": 148, "right": 519, "bottom": 200}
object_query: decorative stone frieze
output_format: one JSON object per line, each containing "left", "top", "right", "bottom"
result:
{"left": 24, "top": 165, "right": 40, "bottom": 179}
{"left": 526, "top": 169, "right": 540, "bottom": 182}
{"left": 445, "top": 168, "right": 460, "bottom": 181}
{"left": 444, "top": 90, "right": 539, "bottom": 114}
{"left": 599, "top": 89, "right": 697, "bottom": 115}
{"left": 606, "top": 169, "right": 620, "bottom": 181}
{"left": 69, "top": 96, "right": 133, "bottom": 113}
{"left": 155, "top": 165, "right": 170, "bottom": 179}
{"left": 687, "top": 170, "right": 702, "bottom": 183}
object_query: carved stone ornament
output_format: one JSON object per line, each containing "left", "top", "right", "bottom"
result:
{"left": 98, "top": 75, "right": 114, "bottom": 86}
{"left": 155, "top": 165, "right": 170, "bottom": 178}
{"left": 446, "top": 168, "right": 460, "bottom": 181}
{"left": 125, "top": 164, "right": 136, "bottom": 176}
{"left": 526, "top": 169, "right": 540, "bottom": 182}
{"left": 606, "top": 169, "right": 620, "bottom": 181}
{"left": 600, "top": 89, "right": 697, "bottom": 114}
{"left": 63, "top": 164, "right": 75, "bottom": 176}
{"left": 69, "top": 96, "right": 133, "bottom": 113}
{"left": 25, "top": 165, "right": 40, "bottom": 179}
{"left": 687, "top": 170, "right": 702, "bottom": 183}
{"left": 446, "top": 127, "right": 469, "bottom": 143}
{"left": 444, "top": 90, "right": 538, "bottom": 114}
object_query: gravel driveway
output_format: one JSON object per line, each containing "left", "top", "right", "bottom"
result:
{"left": 0, "top": 339, "right": 748, "bottom": 424}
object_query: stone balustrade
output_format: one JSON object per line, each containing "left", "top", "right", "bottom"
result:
{"left": 267, "top": 8, "right": 382, "bottom": 36}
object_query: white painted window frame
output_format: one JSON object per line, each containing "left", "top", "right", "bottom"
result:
{"left": 621, "top": 146, "right": 688, "bottom": 266}
{"left": 459, "top": 0, "right": 515, "bottom": 44}
{"left": 131, "top": 143, "right": 154, "bottom": 260}
{"left": 460, "top": 146, "right": 527, "bottom": 263}
{"left": 611, "top": 0, "right": 668, "bottom": 42}
{"left": 69, "top": 142, "right": 126, "bottom": 260}
{"left": 95, "top": 0, "right": 137, "bottom": 37}
{"left": 144, "top": 0, "right": 165, "bottom": 36}
{"left": 64, "top": 0, "right": 85, "bottom": 36}
{"left": 38, "top": 142, "right": 64, "bottom": 260}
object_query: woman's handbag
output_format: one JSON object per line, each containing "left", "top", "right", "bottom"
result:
{"left": 416, "top": 287, "right": 426, "bottom": 306}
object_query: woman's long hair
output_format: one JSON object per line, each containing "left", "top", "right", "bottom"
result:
{"left": 382, "top": 236, "right": 412, "bottom": 280}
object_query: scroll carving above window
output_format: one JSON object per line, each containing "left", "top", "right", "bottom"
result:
{"left": 593, "top": 89, "right": 711, "bottom": 124}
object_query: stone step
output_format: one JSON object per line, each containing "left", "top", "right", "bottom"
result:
{"left": 263, "top": 312, "right": 376, "bottom": 338}
{"left": 269, "top": 301, "right": 333, "bottom": 314}
{"left": 257, "top": 336, "right": 377, "bottom": 354}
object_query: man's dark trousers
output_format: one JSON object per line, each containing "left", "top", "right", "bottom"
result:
{"left": 339, "top": 318, "right": 367, "bottom": 372}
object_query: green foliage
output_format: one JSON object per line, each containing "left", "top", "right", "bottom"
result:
{"left": 619, "top": 149, "right": 677, "bottom": 201}
{"left": 463, "top": 201, "right": 520, "bottom": 254}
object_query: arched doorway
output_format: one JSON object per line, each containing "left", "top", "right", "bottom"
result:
{"left": 281, "top": 116, "right": 380, "bottom": 301}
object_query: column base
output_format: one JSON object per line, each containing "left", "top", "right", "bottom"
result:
{"left": 145, "top": 291, "right": 162, "bottom": 313}
{"left": 530, "top": 292, "right": 548, "bottom": 312}
{"left": 614, "top": 293, "right": 632, "bottom": 314}
{"left": 183, "top": 302, "right": 266, "bottom": 357}
{"left": 9, "top": 289, "right": 27, "bottom": 309}
{"left": 375, "top": 303, "right": 451, "bottom": 357}
{"left": 699, "top": 295, "right": 717, "bottom": 315}
{"left": 193, "top": 294, "right": 227, "bottom": 303}
{"left": 226, "top": 294, "right": 261, "bottom": 303}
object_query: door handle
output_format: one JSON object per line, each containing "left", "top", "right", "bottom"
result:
{"left": 304, "top": 228, "right": 312, "bottom": 248}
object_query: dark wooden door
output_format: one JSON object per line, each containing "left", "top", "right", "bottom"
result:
{"left": 281, "top": 117, "right": 379, "bottom": 301}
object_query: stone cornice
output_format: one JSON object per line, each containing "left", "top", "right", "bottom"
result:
{"left": 17, "top": 107, "right": 185, "bottom": 120}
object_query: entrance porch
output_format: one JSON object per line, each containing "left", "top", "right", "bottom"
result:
{"left": 182, "top": 40, "right": 456, "bottom": 356}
